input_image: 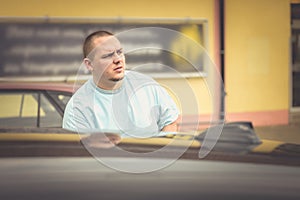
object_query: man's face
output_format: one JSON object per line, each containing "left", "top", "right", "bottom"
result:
{"left": 89, "top": 36, "right": 125, "bottom": 85}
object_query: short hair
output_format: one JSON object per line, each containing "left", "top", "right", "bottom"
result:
{"left": 83, "top": 30, "right": 114, "bottom": 58}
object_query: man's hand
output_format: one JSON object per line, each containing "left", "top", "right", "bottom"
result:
{"left": 161, "top": 120, "right": 178, "bottom": 132}
{"left": 81, "top": 132, "right": 121, "bottom": 148}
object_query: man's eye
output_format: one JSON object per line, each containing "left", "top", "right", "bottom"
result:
{"left": 117, "top": 49, "right": 123, "bottom": 55}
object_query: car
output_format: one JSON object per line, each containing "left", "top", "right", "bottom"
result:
{"left": 0, "top": 83, "right": 299, "bottom": 200}
{"left": 0, "top": 121, "right": 299, "bottom": 200}
{"left": 0, "top": 82, "right": 77, "bottom": 128}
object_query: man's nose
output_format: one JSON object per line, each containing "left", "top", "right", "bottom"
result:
{"left": 113, "top": 52, "right": 122, "bottom": 63}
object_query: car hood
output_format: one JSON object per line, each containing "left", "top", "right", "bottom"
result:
{"left": 0, "top": 122, "right": 299, "bottom": 167}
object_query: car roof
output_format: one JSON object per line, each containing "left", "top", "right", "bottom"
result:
{"left": 0, "top": 81, "right": 80, "bottom": 93}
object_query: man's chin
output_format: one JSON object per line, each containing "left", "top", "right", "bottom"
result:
{"left": 109, "top": 76, "right": 124, "bottom": 82}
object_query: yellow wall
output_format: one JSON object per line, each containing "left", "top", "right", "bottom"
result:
{"left": 225, "top": 0, "right": 290, "bottom": 113}
{"left": 0, "top": 0, "right": 211, "bottom": 18}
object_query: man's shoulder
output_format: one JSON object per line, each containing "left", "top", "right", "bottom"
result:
{"left": 71, "top": 78, "right": 93, "bottom": 97}
{"left": 125, "top": 70, "right": 153, "bottom": 80}
{"left": 124, "top": 70, "right": 165, "bottom": 96}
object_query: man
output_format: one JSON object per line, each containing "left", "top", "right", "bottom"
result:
{"left": 63, "top": 30, "right": 179, "bottom": 138}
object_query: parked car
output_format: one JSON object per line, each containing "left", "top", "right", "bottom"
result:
{"left": 0, "top": 82, "right": 77, "bottom": 128}
{"left": 0, "top": 82, "right": 299, "bottom": 200}
{"left": 0, "top": 122, "right": 299, "bottom": 200}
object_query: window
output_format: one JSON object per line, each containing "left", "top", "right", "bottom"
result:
{"left": 46, "top": 91, "right": 72, "bottom": 114}
{"left": 0, "top": 19, "right": 208, "bottom": 78}
{"left": 0, "top": 91, "right": 63, "bottom": 128}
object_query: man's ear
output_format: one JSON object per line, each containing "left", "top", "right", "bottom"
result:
{"left": 83, "top": 58, "right": 93, "bottom": 72}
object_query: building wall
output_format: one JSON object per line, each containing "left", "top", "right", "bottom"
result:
{"left": 225, "top": 0, "right": 291, "bottom": 125}
{"left": 0, "top": 0, "right": 292, "bottom": 127}
{"left": 0, "top": 0, "right": 217, "bottom": 130}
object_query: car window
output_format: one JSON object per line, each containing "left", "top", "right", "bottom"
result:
{"left": 39, "top": 93, "right": 62, "bottom": 127}
{"left": 0, "top": 91, "right": 62, "bottom": 128}
{"left": 46, "top": 91, "right": 72, "bottom": 113}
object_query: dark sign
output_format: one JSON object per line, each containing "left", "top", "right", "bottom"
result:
{"left": 0, "top": 21, "right": 206, "bottom": 78}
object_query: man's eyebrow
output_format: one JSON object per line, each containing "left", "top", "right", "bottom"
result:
{"left": 101, "top": 51, "right": 114, "bottom": 57}
{"left": 102, "top": 47, "right": 122, "bottom": 52}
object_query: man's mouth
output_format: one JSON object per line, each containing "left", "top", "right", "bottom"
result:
{"left": 114, "top": 66, "right": 123, "bottom": 71}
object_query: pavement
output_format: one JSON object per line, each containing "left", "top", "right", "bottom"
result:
{"left": 255, "top": 112, "right": 300, "bottom": 144}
